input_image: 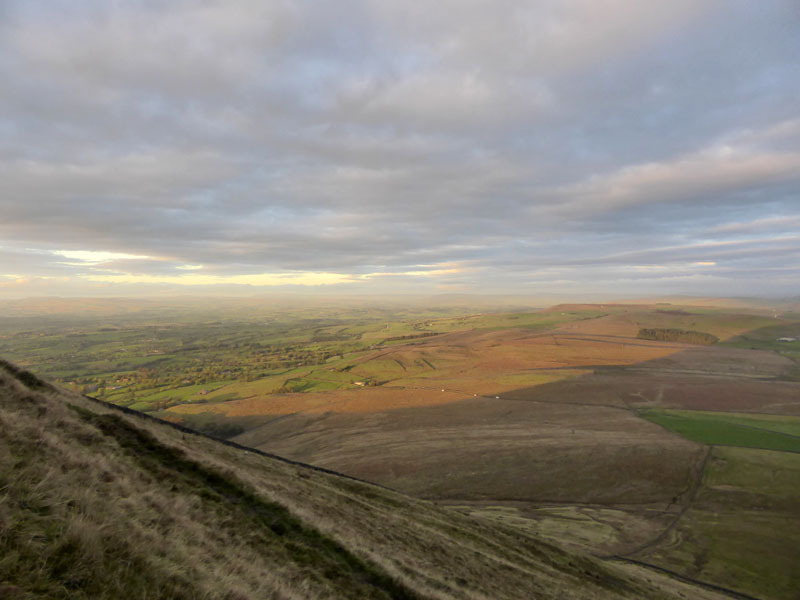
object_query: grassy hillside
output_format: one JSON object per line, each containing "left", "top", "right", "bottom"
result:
{"left": 633, "top": 447, "right": 800, "bottom": 600}
{"left": 0, "top": 359, "right": 731, "bottom": 600}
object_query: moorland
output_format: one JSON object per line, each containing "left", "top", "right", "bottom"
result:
{"left": 5, "top": 357, "right": 738, "bottom": 599}
{"left": 2, "top": 295, "right": 799, "bottom": 599}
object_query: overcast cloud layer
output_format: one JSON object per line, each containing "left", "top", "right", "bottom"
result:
{"left": 1, "top": 0, "right": 799, "bottom": 298}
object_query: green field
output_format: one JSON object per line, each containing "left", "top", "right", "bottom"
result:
{"left": 640, "top": 408, "right": 800, "bottom": 452}
{"left": 639, "top": 447, "right": 800, "bottom": 600}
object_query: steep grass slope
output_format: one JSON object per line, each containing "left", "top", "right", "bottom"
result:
{"left": 0, "top": 359, "right": 728, "bottom": 599}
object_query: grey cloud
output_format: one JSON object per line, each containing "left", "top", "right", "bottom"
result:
{"left": 1, "top": 0, "right": 798, "bottom": 297}
{"left": 706, "top": 216, "right": 800, "bottom": 236}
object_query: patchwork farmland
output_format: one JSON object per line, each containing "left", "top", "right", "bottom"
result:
{"left": 2, "top": 296, "right": 799, "bottom": 599}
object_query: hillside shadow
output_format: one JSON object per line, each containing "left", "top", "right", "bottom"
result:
{"left": 499, "top": 321, "right": 800, "bottom": 415}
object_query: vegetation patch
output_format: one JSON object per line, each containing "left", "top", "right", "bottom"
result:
{"left": 158, "top": 410, "right": 248, "bottom": 439}
{"left": 640, "top": 408, "right": 800, "bottom": 453}
{"left": 637, "top": 328, "right": 718, "bottom": 345}
{"left": 639, "top": 447, "right": 800, "bottom": 600}
{"left": 69, "top": 407, "right": 422, "bottom": 600}
{"left": 0, "top": 358, "right": 51, "bottom": 391}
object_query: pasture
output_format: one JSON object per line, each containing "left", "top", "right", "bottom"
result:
{"left": 640, "top": 409, "right": 800, "bottom": 453}
{"left": 636, "top": 447, "right": 800, "bottom": 600}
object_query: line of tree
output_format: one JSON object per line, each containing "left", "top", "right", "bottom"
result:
{"left": 637, "top": 328, "right": 719, "bottom": 345}
{"left": 381, "top": 332, "right": 440, "bottom": 343}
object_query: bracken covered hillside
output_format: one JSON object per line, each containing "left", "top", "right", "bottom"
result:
{"left": 0, "top": 359, "right": 728, "bottom": 599}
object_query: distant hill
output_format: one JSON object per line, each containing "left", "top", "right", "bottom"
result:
{"left": 0, "top": 358, "right": 731, "bottom": 599}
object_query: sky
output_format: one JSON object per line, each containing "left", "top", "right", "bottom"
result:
{"left": 1, "top": 0, "right": 798, "bottom": 299}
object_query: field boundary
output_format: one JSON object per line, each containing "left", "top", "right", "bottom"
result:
{"left": 79, "top": 393, "right": 401, "bottom": 492}
{"left": 710, "top": 420, "right": 800, "bottom": 440}
{"left": 603, "top": 445, "right": 711, "bottom": 559}
{"left": 606, "top": 556, "right": 762, "bottom": 600}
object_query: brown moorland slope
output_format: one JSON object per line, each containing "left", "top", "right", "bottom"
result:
{"left": 0, "top": 359, "right": 733, "bottom": 600}
{"left": 233, "top": 307, "right": 794, "bottom": 512}
{"left": 229, "top": 305, "right": 800, "bottom": 599}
